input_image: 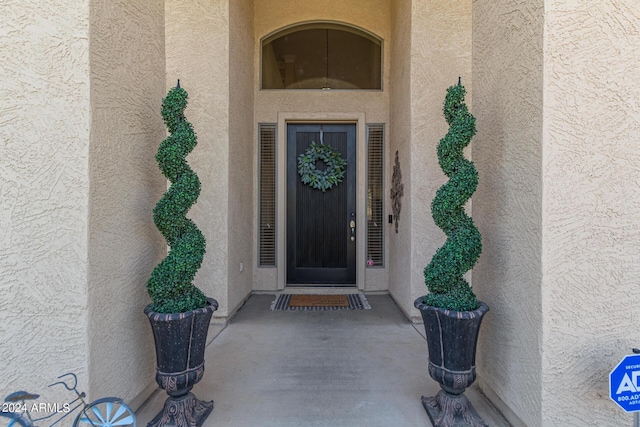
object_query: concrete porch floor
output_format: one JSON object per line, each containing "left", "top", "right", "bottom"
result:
{"left": 136, "top": 294, "right": 510, "bottom": 426}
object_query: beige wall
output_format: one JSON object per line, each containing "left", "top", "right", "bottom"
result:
{"left": 388, "top": 0, "right": 412, "bottom": 312}
{"left": 252, "top": 0, "right": 392, "bottom": 292}
{"left": 472, "top": 0, "right": 544, "bottom": 425}
{"left": 250, "top": 0, "right": 473, "bottom": 316}
{"left": 541, "top": 1, "right": 640, "bottom": 425}
{"left": 88, "top": 0, "right": 166, "bottom": 404}
{"left": 227, "top": 0, "right": 255, "bottom": 312}
{"left": 5, "top": 1, "right": 638, "bottom": 423}
{"left": 389, "top": 0, "right": 473, "bottom": 320}
{"left": 165, "top": 0, "right": 234, "bottom": 316}
{"left": 166, "top": 0, "right": 256, "bottom": 317}
{"left": 473, "top": 0, "right": 640, "bottom": 425}
{"left": 0, "top": 0, "right": 91, "bottom": 401}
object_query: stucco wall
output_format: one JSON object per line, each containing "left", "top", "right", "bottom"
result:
{"left": 388, "top": 0, "right": 412, "bottom": 311}
{"left": 252, "top": 0, "right": 392, "bottom": 292}
{"left": 253, "top": 0, "right": 391, "bottom": 126}
{"left": 227, "top": 0, "right": 255, "bottom": 313}
{"left": 0, "top": 0, "right": 91, "bottom": 401}
{"left": 472, "top": 1, "right": 544, "bottom": 425}
{"left": 254, "top": 0, "right": 392, "bottom": 45}
{"left": 473, "top": 1, "right": 640, "bottom": 425}
{"left": 251, "top": 0, "right": 472, "bottom": 313}
{"left": 541, "top": 2, "right": 640, "bottom": 425}
{"left": 394, "top": 0, "right": 473, "bottom": 320}
{"left": 88, "top": 0, "right": 165, "bottom": 403}
{"left": 165, "top": 0, "right": 232, "bottom": 316}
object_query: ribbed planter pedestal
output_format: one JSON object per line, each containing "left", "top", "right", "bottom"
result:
{"left": 145, "top": 298, "right": 218, "bottom": 427}
{"left": 414, "top": 297, "right": 489, "bottom": 427}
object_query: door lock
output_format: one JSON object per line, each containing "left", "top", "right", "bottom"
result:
{"left": 350, "top": 220, "right": 356, "bottom": 241}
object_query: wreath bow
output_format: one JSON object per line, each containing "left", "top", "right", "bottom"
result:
{"left": 297, "top": 141, "right": 347, "bottom": 192}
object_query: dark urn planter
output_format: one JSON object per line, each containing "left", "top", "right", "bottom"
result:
{"left": 145, "top": 297, "right": 218, "bottom": 427}
{"left": 414, "top": 297, "right": 489, "bottom": 427}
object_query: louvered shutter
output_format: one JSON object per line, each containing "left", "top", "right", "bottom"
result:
{"left": 366, "top": 124, "right": 384, "bottom": 267}
{"left": 259, "top": 124, "right": 276, "bottom": 266}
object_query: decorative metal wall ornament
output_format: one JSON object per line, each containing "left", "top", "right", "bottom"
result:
{"left": 390, "top": 150, "right": 404, "bottom": 233}
{"left": 297, "top": 141, "right": 347, "bottom": 192}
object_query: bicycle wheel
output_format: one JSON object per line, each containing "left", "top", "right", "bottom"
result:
{"left": 0, "top": 411, "right": 29, "bottom": 427}
{"left": 73, "top": 398, "right": 136, "bottom": 427}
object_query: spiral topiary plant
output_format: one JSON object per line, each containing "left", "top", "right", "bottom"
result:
{"left": 147, "top": 81, "right": 208, "bottom": 314}
{"left": 423, "top": 81, "right": 481, "bottom": 312}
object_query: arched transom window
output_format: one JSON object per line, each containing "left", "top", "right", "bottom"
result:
{"left": 262, "top": 22, "right": 382, "bottom": 90}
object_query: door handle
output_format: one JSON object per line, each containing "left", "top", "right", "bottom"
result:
{"left": 350, "top": 220, "right": 356, "bottom": 241}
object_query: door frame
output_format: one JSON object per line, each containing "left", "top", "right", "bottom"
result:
{"left": 276, "top": 112, "right": 367, "bottom": 291}
{"left": 286, "top": 123, "right": 357, "bottom": 285}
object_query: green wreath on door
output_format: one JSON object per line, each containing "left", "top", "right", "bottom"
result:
{"left": 297, "top": 141, "right": 347, "bottom": 192}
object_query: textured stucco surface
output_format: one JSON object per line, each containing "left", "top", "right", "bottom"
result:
{"left": 253, "top": 0, "right": 392, "bottom": 292}
{"left": 0, "top": 0, "right": 91, "bottom": 401}
{"left": 388, "top": 0, "right": 412, "bottom": 313}
{"left": 472, "top": 1, "right": 544, "bottom": 425}
{"left": 541, "top": 1, "right": 640, "bottom": 425}
{"left": 166, "top": 0, "right": 256, "bottom": 318}
{"left": 474, "top": 1, "right": 640, "bottom": 425}
{"left": 402, "top": 0, "right": 473, "bottom": 320}
{"left": 166, "top": 0, "right": 232, "bottom": 316}
{"left": 253, "top": 0, "right": 391, "bottom": 125}
{"left": 227, "top": 0, "right": 255, "bottom": 313}
{"left": 5, "top": 1, "right": 638, "bottom": 423}
{"left": 251, "top": 0, "right": 472, "bottom": 317}
{"left": 88, "top": 0, "right": 165, "bottom": 403}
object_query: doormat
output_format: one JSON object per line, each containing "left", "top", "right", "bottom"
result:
{"left": 270, "top": 293, "right": 371, "bottom": 311}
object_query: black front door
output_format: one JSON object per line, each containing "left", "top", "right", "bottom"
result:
{"left": 287, "top": 124, "right": 356, "bottom": 285}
